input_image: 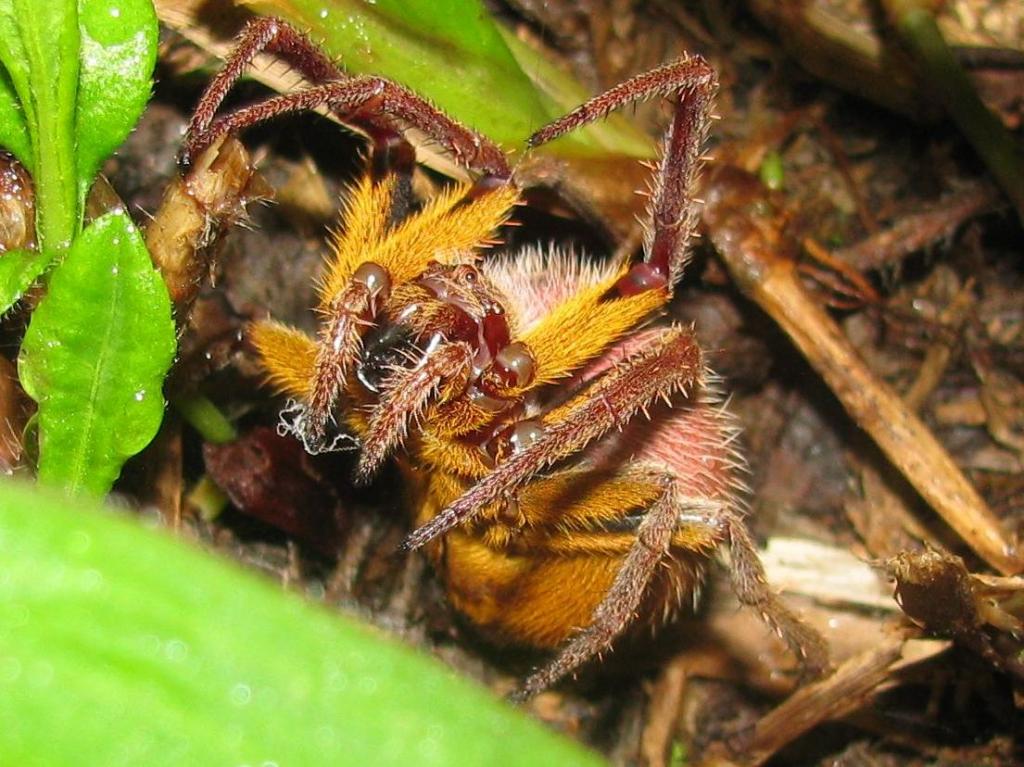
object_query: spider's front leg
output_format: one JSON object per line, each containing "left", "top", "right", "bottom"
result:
{"left": 528, "top": 54, "right": 717, "bottom": 294}
{"left": 180, "top": 18, "right": 512, "bottom": 181}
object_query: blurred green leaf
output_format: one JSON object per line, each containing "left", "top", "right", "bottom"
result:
{"left": 494, "top": 24, "right": 651, "bottom": 158}
{"left": 243, "top": 0, "right": 547, "bottom": 150}
{"left": 0, "top": 480, "right": 604, "bottom": 766}
{"left": 18, "top": 211, "right": 175, "bottom": 495}
{"left": 759, "top": 151, "right": 785, "bottom": 191}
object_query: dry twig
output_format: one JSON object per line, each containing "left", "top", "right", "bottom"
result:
{"left": 705, "top": 166, "right": 1021, "bottom": 576}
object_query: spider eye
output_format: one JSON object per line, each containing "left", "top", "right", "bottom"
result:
{"left": 352, "top": 262, "right": 391, "bottom": 298}
{"left": 493, "top": 342, "right": 535, "bottom": 388}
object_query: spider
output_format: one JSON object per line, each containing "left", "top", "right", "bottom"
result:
{"left": 181, "top": 17, "right": 828, "bottom": 699}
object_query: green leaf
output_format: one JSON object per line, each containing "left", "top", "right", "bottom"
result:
{"left": 0, "top": 247, "right": 52, "bottom": 313}
{"left": 0, "top": 480, "right": 604, "bottom": 766}
{"left": 242, "top": 0, "right": 650, "bottom": 158}
{"left": 0, "top": 3, "right": 165, "bottom": 495}
{"left": 18, "top": 211, "right": 175, "bottom": 495}
{"left": 76, "top": 0, "right": 158, "bottom": 205}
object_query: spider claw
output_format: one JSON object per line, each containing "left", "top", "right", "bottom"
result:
{"left": 401, "top": 515, "right": 453, "bottom": 550}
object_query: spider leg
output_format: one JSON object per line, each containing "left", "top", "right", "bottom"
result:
{"left": 185, "top": 79, "right": 512, "bottom": 179}
{"left": 403, "top": 325, "right": 703, "bottom": 549}
{"left": 183, "top": 17, "right": 340, "bottom": 161}
{"left": 180, "top": 18, "right": 511, "bottom": 180}
{"left": 355, "top": 340, "right": 475, "bottom": 483}
{"left": 182, "top": 19, "right": 411, "bottom": 220}
{"left": 529, "top": 56, "right": 717, "bottom": 293}
{"left": 511, "top": 493, "right": 830, "bottom": 700}
{"left": 181, "top": 18, "right": 415, "bottom": 179}
{"left": 512, "top": 484, "right": 711, "bottom": 700}
{"left": 304, "top": 272, "right": 383, "bottom": 444}
{"left": 724, "top": 514, "right": 831, "bottom": 678}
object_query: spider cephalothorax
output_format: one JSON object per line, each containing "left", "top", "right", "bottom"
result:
{"left": 182, "top": 17, "right": 828, "bottom": 698}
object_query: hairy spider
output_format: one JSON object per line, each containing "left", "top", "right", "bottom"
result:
{"left": 182, "top": 17, "right": 828, "bottom": 699}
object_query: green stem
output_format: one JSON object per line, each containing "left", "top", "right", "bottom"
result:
{"left": 187, "top": 474, "right": 230, "bottom": 521}
{"left": 891, "top": 5, "right": 1024, "bottom": 223}
{"left": 17, "top": 0, "right": 80, "bottom": 251}
{"left": 173, "top": 393, "right": 238, "bottom": 444}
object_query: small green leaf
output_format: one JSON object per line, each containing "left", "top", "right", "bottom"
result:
{"left": 0, "top": 65, "right": 30, "bottom": 168}
{"left": 0, "top": 0, "right": 157, "bottom": 252}
{"left": 76, "top": 0, "right": 158, "bottom": 204}
{"left": 0, "top": 247, "right": 52, "bottom": 313}
{"left": 759, "top": 151, "right": 785, "bottom": 191}
{"left": 0, "top": 0, "right": 34, "bottom": 132}
{"left": 173, "top": 392, "right": 238, "bottom": 445}
{"left": 19, "top": 210, "right": 175, "bottom": 495}
{"left": 0, "top": 480, "right": 604, "bottom": 766}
